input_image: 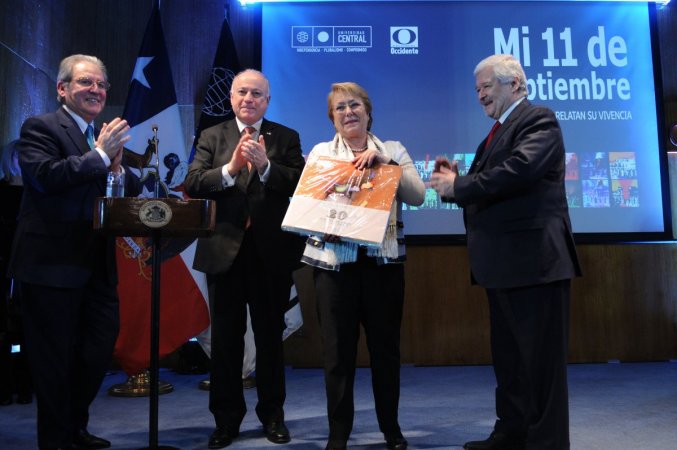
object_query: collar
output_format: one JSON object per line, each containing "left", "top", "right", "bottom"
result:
{"left": 62, "top": 105, "right": 93, "bottom": 133}
{"left": 498, "top": 96, "right": 526, "bottom": 124}
{"left": 332, "top": 132, "right": 384, "bottom": 158}
{"left": 235, "top": 118, "right": 263, "bottom": 134}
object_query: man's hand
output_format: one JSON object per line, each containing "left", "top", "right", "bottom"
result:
{"left": 109, "top": 146, "right": 123, "bottom": 173}
{"left": 96, "top": 118, "right": 130, "bottom": 161}
{"left": 430, "top": 156, "right": 459, "bottom": 198}
{"left": 227, "top": 133, "right": 253, "bottom": 176}
{"left": 242, "top": 135, "right": 269, "bottom": 173}
{"left": 433, "top": 157, "right": 451, "bottom": 173}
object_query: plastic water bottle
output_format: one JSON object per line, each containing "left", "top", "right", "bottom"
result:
{"left": 106, "top": 171, "right": 125, "bottom": 197}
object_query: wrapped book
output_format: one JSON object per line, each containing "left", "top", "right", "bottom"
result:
{"left": 282, "top": 156, "right": 402, "bottom": 246}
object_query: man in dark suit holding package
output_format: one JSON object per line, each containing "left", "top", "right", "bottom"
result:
{"left": 185, "top": 69, "right": 304, "bottom": 449}
{"left": 431, "top": 54, "right": 581, "bottom": 450}
{"left": 9, "top": 54, "right": 141, "bottom": 450}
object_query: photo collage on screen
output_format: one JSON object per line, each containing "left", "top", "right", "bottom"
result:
{"left": 406, "top": 151, "right": 639, "bottom": 211}
{"left": 572, "top": 151, "right": 639, "bottom": 209}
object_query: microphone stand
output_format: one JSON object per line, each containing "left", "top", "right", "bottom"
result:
{"left": 142, "top": 125, "right": 178, "bottom": 450}
{"left": 152, "top": 125, "right": 160, "bottom": 200}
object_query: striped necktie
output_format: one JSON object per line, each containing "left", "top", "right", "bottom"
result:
{"left": 85, "top": 124, "right": 95, "bottom": 150}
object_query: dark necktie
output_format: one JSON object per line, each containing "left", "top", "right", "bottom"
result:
{"left": 85, "top": 124, "right": 95, "bottom": 150}
{"left": 485, "top": 121, "right": 501, "bottom": 149}
{"left": 470, "top": 121, "right": 501, "bottom": 173}
{"left": 241, "top": 126, "right": 256, "bottom": 229}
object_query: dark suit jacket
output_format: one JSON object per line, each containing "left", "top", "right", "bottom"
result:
{"left": 185, "top": 118, "right": 305, "bottom": 275}
{"left": 8, "top": 107, "right": 141, "bottom": 288}
{"left": 454, "top": 100, "right": 582, "bottom": 289}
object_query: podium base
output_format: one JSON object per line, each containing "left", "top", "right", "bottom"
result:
{"left": 108, "top": 371, "right": 174, "bottom": 397}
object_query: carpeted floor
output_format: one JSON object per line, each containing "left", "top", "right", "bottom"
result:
{"left": 1, "top": 362, "right": 676, "bottom": 449}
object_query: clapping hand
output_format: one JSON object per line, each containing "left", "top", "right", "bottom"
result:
{"left": 430, "top": 156, "right": 458, "bottom": 198}
{"left": 97, "top": 118, "right": 130, "bottom": 163}
{"left": 242, "top": 135, "right": 269, "bottom": 173}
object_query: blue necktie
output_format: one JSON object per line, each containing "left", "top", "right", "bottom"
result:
{"left": 85, "top": 124, "right": 95, "bottom": 150}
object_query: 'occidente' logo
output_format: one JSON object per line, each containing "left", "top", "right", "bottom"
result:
{"left": 390, "top": 26, "right": 419, "bottom": 55}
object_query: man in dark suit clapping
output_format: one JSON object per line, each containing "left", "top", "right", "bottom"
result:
{"left": 431, "top": 54, "right": 581, "bottom": 450}
{"left": 8, "top": 54, "right": 141, "bottom": 450}
{"left": 185, "top": 69, "right": 305, "bottom": 449}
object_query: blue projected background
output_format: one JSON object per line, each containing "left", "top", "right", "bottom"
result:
{"left": 262, "top": 1, "right": 664, "bottom": 236}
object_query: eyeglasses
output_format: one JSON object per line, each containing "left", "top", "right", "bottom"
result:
{"left": 334, "top": 101, "right": 363, "bottom": 114}
{"left": 69, "top": 77, "right": 111, "bottom": 91}
{"left": 232, "top": 88, "right": 267, "bottom": 99}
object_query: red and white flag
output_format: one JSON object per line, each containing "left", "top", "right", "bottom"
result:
{"left": 114, "top": 0, "right": 209, "bottom": 376}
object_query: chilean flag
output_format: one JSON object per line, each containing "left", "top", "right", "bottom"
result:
{"left": 114, "top": 0, "right": 209, "bottom": 376}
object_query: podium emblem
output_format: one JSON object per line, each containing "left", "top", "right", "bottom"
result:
{"left": 139, "top": 200, "right": 173, "bottom": 228}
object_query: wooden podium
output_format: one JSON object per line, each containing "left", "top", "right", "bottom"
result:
{"left": 94, "top": 197, "right": 215, "bottom": 450}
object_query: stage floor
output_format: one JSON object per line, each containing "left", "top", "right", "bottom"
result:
{"left": 1, "top": 362, "right": 676, "bottom": 449}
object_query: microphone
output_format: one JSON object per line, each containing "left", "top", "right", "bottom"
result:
{"left": 151, "top": 124, "right": 160, "bottom": 198}
{"left": 151, "top": 123, "right": 159, "bottom": 146}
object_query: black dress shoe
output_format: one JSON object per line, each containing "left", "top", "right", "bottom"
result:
{"left": 208, "top": 427, "right": 239, "bottom": 449}
{"left": 463, "top": 432, "right": 526, "bottom": 450}
{"left": 16, "top": 392, "right": 33, "bottom": 404}
{"left": 386, "top": 435, "right": 408, "bottom": 450}
{"left": 324, "top": 439, "right": 347, "bottom": 450}
{"left": 264, "top": 420, "right": 291, "bottom": 444}
{"left": 73, "top": 429, "right": 111, "bottom": 449}
{"left": 242, "top": 375, "right": 256, "bottom": 389}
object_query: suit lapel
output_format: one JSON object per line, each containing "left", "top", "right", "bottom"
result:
{"left": 57, "top": 107, "right": 90, "bottom": 156}
{"left": 259, "top": 118, "right": 273, "bottom": 145}
{"left": 471, "top": 100, "right": 528, "bottom": 173}
{"left": 222, "top": 120, "right": 251, "bottom": 189}
{"left": 222, "top": 120, "right": 242, "bottom": 173}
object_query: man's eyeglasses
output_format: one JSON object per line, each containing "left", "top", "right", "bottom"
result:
{"left": 69, "top": 77, "right": 111, "bottom": 91}
{"left": 233, "top": 88, "right": 266, "bottom": 99}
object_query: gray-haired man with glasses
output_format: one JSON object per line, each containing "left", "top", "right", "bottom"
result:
{"left": 8, "top": 54, "right": 141, "bottom": 450}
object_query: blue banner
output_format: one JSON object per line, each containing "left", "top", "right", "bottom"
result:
{"left": 263, "top": 1, "right": 664, "bottom": 235}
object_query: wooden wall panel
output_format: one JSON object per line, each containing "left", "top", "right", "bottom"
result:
{"left": 285, "top": 244, "right": 677, "bottom": 367}
{"left": 568, "top": 244, "right": 677, "bottom": 363}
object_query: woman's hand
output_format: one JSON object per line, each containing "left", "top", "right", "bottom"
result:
{"left": 352, "top": 149, "right": 390, "bottom": 169}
